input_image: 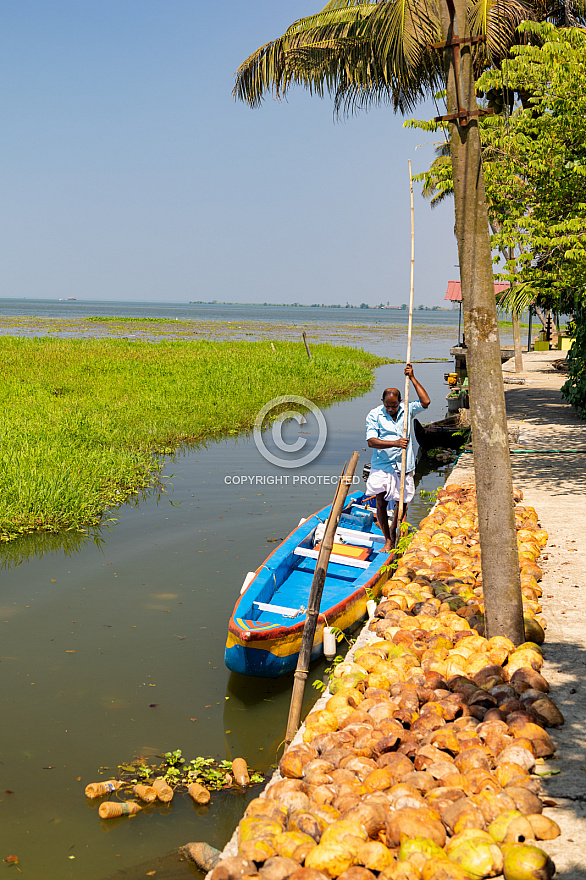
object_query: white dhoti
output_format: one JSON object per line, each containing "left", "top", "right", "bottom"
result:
{"left": 365, "top": 468, "right": 415, "bottom": 504}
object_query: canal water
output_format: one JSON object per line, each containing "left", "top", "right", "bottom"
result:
{"left": 0, "top": 309, "right": 502, "bottom": 878}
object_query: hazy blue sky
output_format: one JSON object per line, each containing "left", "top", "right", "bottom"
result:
{"left": 0, "top": 1, "right": 459, "bottom": 306}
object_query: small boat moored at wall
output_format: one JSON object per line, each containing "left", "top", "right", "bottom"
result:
{"left": 224, "top": 491, "right": 393, "bottom": 678}
{"left": 414, "top": 415, "right": 471, "bottom": 452}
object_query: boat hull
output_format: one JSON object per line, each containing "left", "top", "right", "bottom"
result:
{"left": 225, "top": 567, "right": 389, "bottom": 678}
{"left": 224, "top": 492, "right": 393, "bottom": 678}
{"left": 414, "top": 417, "right": 470, "bottom": 451}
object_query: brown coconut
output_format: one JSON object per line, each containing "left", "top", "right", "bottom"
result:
{"left": 245, "top": 799, "right": 289, "bottom": 824}
{"left": 342, "top": 802, "right": 387, "bottom": 838}
{"left": 311, "top": 804, "right": 341, "bottom": 826}
{"left": 240, "top": 840, "right": 278, "bottom": 863}
{"left": 288, "top": 811, "right": 327, "bottom": 843}
{"left": 509, "top": 668, "right": 549, "bottom": 695}
{"left": 386, "top": 806, "right": 446, "bottom": 848}
{"left": 506, "top": 721, "right": 556, "bottom": 758}
{"left": 504, "top": 786, "right": 543, "bottom": 816}
{"left": 211, "top": 857, "right": 259, "bottom": 880}
{"left": 441, "top": 796, "right": 486, "bottom": 834}
{"left": 337, "top": 869, "right": 377, "bottom": 880}
{"left": 496, "top": 745, "right": 536, "bottom": 773}
{"left": 462, "top": 769, "right": 500, "bottom": 795}
{"left": 322, "top": 749, "right": 357, "bottom": 769}
{"left": 454, "top": 748, "right": 491, "bottom": 774}
{"left": 304, "top": 844, "right": 356, "bottom": 879}
{"left": 356, "top": 841, "right": 395, "bottom": 872}
{"left": 421, "top": 861, "right": 471, "bottom": 880}
{"left": 425, "top": 761, "right": 460, "bottom": 783}
{"left": 376, "top": 753, "right": 414, "bottom": 779}
{"left": 273, "top": 832, "right": 317, "bottom": 863}
{"left": 288, "top": 870, "right": 331, "bottom": 880}
{"left": 526, "top": 814, "right": 561, "bottom": 840}
{"left": 401, "top": 771, "right": 439, "bottom": 793}
{"left": 530, "top": 698, "right": 565, "bottom": 728}
{"left": 379, "top": 862, "right": 421, "bottom": 880}
{"left": 280, "top": 748, "right": 319, "bottom": 779}
{"left": 260, "top": 857, "right": 304, "bottom": 880}
{"left": 471, "top": 790, "right": 518, "bottom": 824}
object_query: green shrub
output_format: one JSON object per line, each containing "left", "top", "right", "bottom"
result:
{"left": 561, "top": 316, "right": 586, "bottom": 418}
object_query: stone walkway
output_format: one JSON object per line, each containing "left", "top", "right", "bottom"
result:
{"left": 449, "top": 350, "right": 586, "bottom": 879}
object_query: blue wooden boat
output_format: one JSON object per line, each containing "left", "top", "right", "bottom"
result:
{"left": 224, "top": 491, "right": 394, "bottom": 678}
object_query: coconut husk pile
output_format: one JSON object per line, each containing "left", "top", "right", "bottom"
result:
{"left": 210, "top": 484, "right": 562, "bottom": 880}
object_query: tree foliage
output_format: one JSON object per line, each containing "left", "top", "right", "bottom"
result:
{"left": 480, "top": 23, "right": 586, "bottom": 314}
{"left": 407, "top": 22, "right": 586, "bottom": 415}
{"left": 233, "top": 0, "right": 586, "bottom": 116}
{"left": 408, "top": 23, "right": 586, "bottom": 313}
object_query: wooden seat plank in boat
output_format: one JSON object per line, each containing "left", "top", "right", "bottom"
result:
{"left": 314, "top": 540, "right": 370, "bottom": 560}
{"left": 293, "top": 546, "right": 370, "bottom": 568}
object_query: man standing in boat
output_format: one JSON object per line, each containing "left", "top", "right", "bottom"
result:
{"left": 366, "top": 364, "right": 430, "bottom": 551}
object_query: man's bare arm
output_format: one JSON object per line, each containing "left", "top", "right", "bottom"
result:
{"left": 367, "top": 437, "right": 408, "bottom": 449}
{"left": 405, "top": 363, "right": 430, "bottom": 408}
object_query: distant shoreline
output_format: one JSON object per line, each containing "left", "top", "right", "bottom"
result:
{"left": 187, "top": 301, "right": 451, "bottom": 311}
{"left": 0, "top": 297, "right": 452, "bottom": 310}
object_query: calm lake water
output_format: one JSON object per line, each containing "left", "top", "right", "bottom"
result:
{"left": 0, "top": 298, "right": 454, "bottom": 325}
{"left": 0, "top": 301, "right": 492, "bottom": 879}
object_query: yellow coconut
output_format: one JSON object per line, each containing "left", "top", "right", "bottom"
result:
{"left": 501, "top": 843, "right": 555, "bottom": 880}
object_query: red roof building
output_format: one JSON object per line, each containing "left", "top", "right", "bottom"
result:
{"left": 445, "top": 280, "right": 510, "bottom": 302}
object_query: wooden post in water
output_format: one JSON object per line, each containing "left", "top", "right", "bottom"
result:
{"left": 395, "top": 161, "right": 415, "bottom": 546}
{"left": 285, "top": 451, "right": 359, "bottom": 746}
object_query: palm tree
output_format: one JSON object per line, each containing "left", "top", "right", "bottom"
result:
{"left": 234, "top": 0, "right": 584, "bottom": 114}
{"left": 233, "top": 0, "right": 583, "bottom": 645}
{"left": 417, "top": 141, "right": 529, "bottom": 370}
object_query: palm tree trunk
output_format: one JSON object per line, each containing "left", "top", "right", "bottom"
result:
{"left": 441, "top": 0, "right": 524, "bottom": 643}
{"left": 512, "top": 312, "right": 524, "bottom": 373}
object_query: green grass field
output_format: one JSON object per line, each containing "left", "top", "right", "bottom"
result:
{"left": 0, "top": 336, "right": 386, "bottom": 543}
{"left": 497, "top": 320, "right": 530, "bottom": 330}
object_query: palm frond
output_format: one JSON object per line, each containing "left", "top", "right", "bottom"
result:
{"left": 496, "top": 280, "right": 537, "bottom": 314}
{"left": 338, "top": 0, "right": 444, "bottom": 113}
{"left": 322, "top": 0, "right": 378, "bottom": 8}
{"left": 234, "top": 0, "right": 586, "bottom": 114}
{"left": 233, "top": 5, "right": 379, "bottom": 107}
{"left": 534, "top": 0, "right": 586, "bottom": 26}
{"left": 234, "top": 0, "right": 445, "bottom": 115}
{"left": 469, "top": 0, "right": 537, "bottom": 67}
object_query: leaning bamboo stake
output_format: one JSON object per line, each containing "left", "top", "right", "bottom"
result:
{"left": 285, "top": 451, "right": 360, "bottom": 746}
{"left": 395, "top": 161, "right": 415, "bottom": 546}
{"left": 302, "top": 331, "right": 312, "bottom": 360}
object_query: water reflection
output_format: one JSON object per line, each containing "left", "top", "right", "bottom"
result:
{"left": 0, "top": 476, "right": 174, "bottom": 572}
{"left": 0, "top": 526, "right": 103, "bottom": 571}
